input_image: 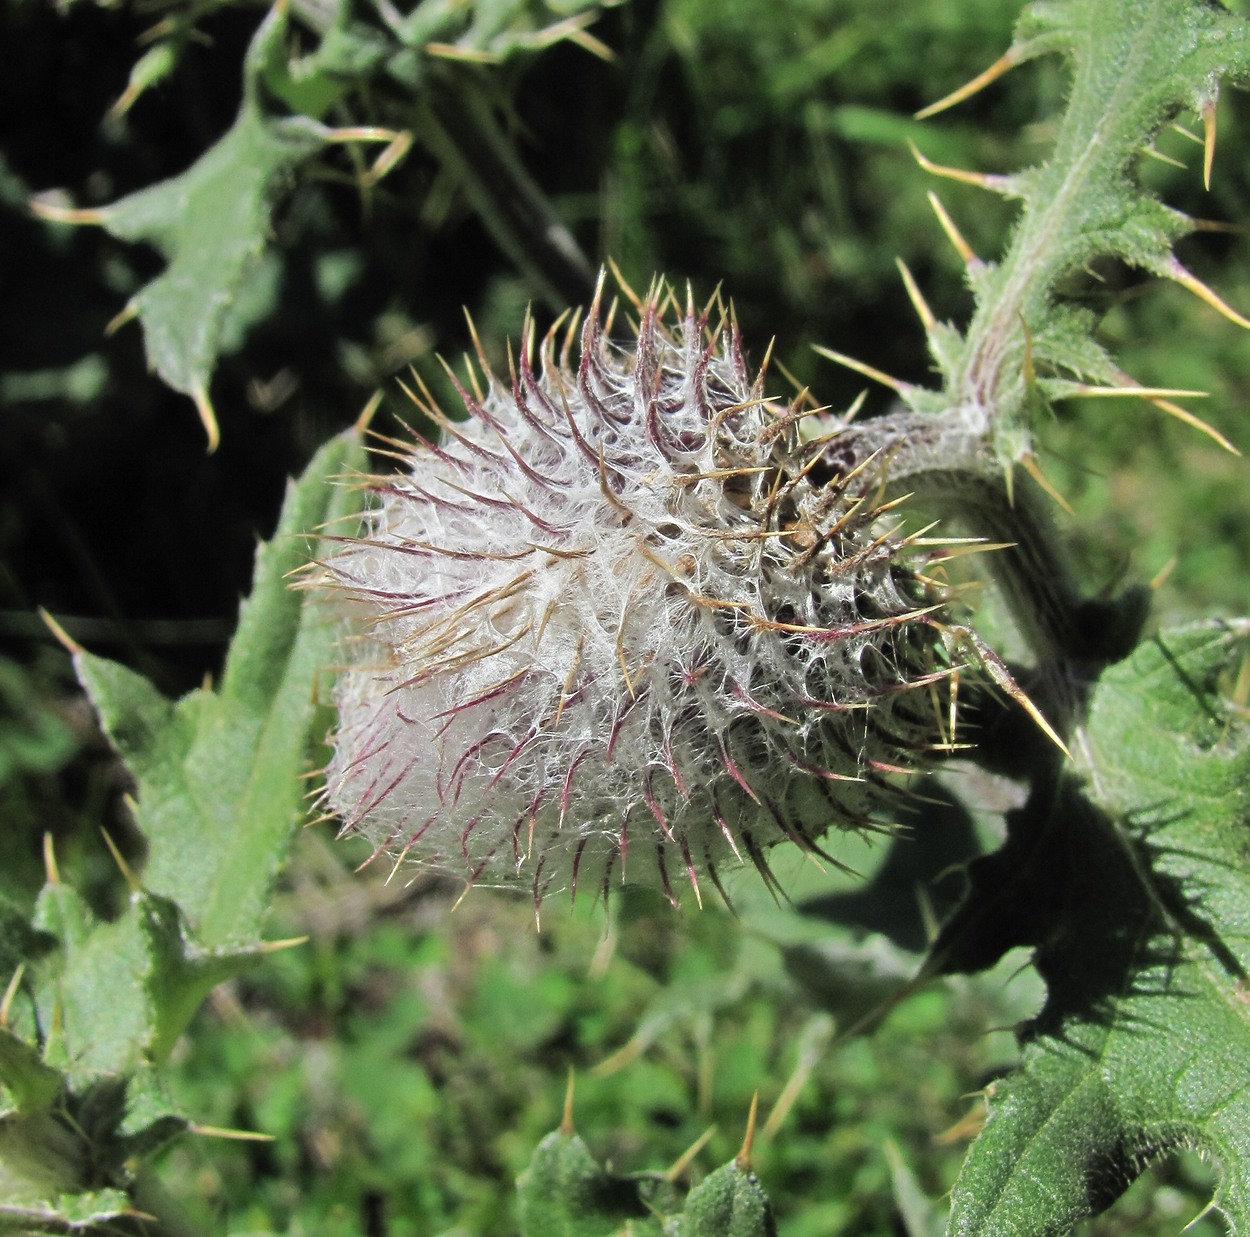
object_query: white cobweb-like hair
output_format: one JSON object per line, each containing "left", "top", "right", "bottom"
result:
{"left": 313, "top": 275, "right": 960, "bottom": 911}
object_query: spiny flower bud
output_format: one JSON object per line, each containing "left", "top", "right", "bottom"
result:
{"left": 316, "top": 276, "right": 961, "bottom": 910}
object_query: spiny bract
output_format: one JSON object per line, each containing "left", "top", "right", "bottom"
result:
{"left": 317, "top": 277, "right": 959, "bottom": 909}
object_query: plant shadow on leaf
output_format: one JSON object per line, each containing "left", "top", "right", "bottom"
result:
{"left": 798, "top": 782, "right": 982, "bottom": 953}
{"left": 939, "top": 624, "right": 1250, "bottom": 1235}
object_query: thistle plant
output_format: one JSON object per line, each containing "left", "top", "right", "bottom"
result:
{"left": 316, "top": 279, "right": 975, "bottom": 910}
{"left": 4, "top": 0, "right": 1250, "bottom": 1234}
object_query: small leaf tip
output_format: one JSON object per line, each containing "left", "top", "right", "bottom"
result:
{"left": 39, "top": 608, "right": 80, "bottom": 656}
{"left": 194, "top": 386, "right": 221, "bottom": 454}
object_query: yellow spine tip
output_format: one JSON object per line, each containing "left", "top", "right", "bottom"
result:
{"left": 908, "top": 142, "right": 1007, "bottom": 192}
{"left": 28, "top": 197, "right": 108, "bottom": 226}
{"left": 926, "top": 192, "right": 980, "bottom": 267}
{"left": 812, "top": 345, "right": 911, "bottom": 396}
{"left": 665, "top": 1124, "right": 719, "bottom": 1182}
{"left": 104, "top": 301, "right": 139, "bottom": 337}
{"left": 256, "top": 935, "right": 310, "bottom": 954}
{"left": 561, "top": 1068, "right": 576, "bottom": 1136}
{"left": 355, "top": 389, "right": 385, "bottom": 434}
{"left": 188, "top": 1122, "right": 277, "bottom": 1142}
{"left": 43, "top": 833, "right": 60, "bottom": 886}
{"left": 736, "top": 1091, "right": 760, "bottom": 1171}
{"left": 1150, "top": 555, "right": 1179, "bottom": 591}
{"left": 39, "top": 608, "right": 80, "bottom": 656}
{"left": 1202, "top": 99, "right": 1217, "bottom": 192}
{"left": 895, "top": 257, "right": 937, "bottom": 331}
{"left": 1019, "top": 452, "right": 1075, "bottom": 517}
{"left": 0, "top": 964, "right": 25, "bottom": 1028}
{"left": 193, "top": 386, "right": 221, "bottom": 454}
{"left": 100, "top": 827, "right": 142, "bottom": 894}
{"left": 1147, "top": 397, "right": 1239, "bottom": 456}
{"left": 1166, "top": 260, "right": 1250, "bottom": 331}
{"left": 914, "top": 49, "right": 1018, "bottom": 120}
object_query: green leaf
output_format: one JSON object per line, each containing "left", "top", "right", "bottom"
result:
{"left": 88, "top": 0, "right": 613, "bottom": 432}
{"left": 93, "top": 7, "right": 329, "bottom": 440}
{"left": 0, "top": 430, "right": 361, "bottom": 1200}
{"left": 74, "top": 426, "right": 366, "bottom": 949}
{"left": 678, "top": 1157, "right": 777, "bottom": 1237}
{"left": 516, "top": 1126, "right": 651, "bottom": 1237}
{"left": 388, "top": 0, "right": 610, "bottom": 60}
{"left": 42, "top": 898, "right": 153, "bottom": 1081}
{"left": 38, "top": 886, "right": 272, "bottom": 1081}
{"left": 0, "top": 1190, "right": 132, "bottom": 1234}
{"left": 905, "top": 0, "right": 1250, "bottom": 464}
{"left": 0, "top": 1027, "right": 61, "bottom": 1116}
{"left": 258, "top": 13, "right": 392, "bottom": 120}
{"left": 943, "top": 622, "right": 1250, "bottom": 1234}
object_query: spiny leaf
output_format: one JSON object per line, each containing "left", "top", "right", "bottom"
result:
{"left": 909, "top": 0, "right": 1250, "bottom": 465}
{"left": 678, "top": 1157, "right": 777, "bottom": 1237}
{"left": 0, "top": 429, "right": 363, "bottom": 1203}
{"left": 35, "top": 888, "right": 153, "bottom": 1082}
{"left": 26, "top": 875, "right": 274, "bottom": 1100}
{"left": 35, "top": 0, "right": 612, "bottom": 437}
{"left": 940, "top": 622, "right": 1250, "bottom": 1234}
{"left": 48, "top": 6, "right": 331, "bottom": 446}
{"left": 0, "top": 1191, "right": 132, "bottom": 1234}
{"left": 257, "top": 12, "right": 391, "bottom": 119}
{"left": 387, "top": 0, "right": 612, "bottom": 61}
{"left": 104, "top": 8, "right": 327, "bottom": 443}
{"left": 516, "top": 1126, "right": 652, "bottom": 1237}
{"left": 74, "top": 425, "right": 366, "bottom": 950}
{"left": 45, "top": 889, "right": 275, "bottom": 1082}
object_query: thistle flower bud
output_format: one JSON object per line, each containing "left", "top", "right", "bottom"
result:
{"left": 316, "top": 277, "right": 958, "bottom": 909}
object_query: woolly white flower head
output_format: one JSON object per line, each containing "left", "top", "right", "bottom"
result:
{"left": 317, "top": 276, "right": 957, "bottom": 909}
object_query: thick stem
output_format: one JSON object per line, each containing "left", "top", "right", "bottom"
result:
{"left": 821, "top": 408, "right": 1149, "bottom": 732}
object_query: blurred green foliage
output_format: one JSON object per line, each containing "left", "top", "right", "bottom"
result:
{"left": 154, "top": 841, "right": 1039, "bottom": 1235}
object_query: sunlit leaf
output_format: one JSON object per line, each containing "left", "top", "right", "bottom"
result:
{"left": 75, "top": 427, "right": 365, "bottom": 948}
{"left": 86, "top": 8, "right": 330, "bottom": 441}
{"left": 906, "top": 0, "right": 1250, "bottom": 465}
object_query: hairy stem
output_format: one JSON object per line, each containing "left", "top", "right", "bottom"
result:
{"left": 823, "top": 408, "right": 1148, "bottom": 733}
